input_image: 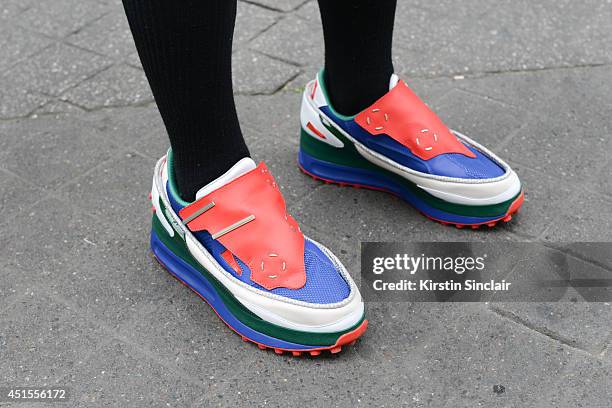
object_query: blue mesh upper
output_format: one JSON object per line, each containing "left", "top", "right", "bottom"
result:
{"left": 265, "top": 239, "right": 350, "bottom": 303}
{"left": 320, "top": 106, "right": 505, "bottom": 180}
{"left": 166, "top": 182, "right": 351, "bottom": 304}
{"left": 436, "top": 146, "right": 505, "bottom": 179}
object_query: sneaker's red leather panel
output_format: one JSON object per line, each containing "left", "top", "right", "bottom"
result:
{"left": 178, "top": 163, "right": 306, "bottom": 290}
{"left": 221, "top": 249, "right": 241, "bottom": 275}
{"left": 354, "top": 80, "right": 476, "bottom": 160}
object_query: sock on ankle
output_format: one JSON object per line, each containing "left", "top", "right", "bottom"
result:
{"left": 123, "top": 0, "right": 249, "bottom": 202}
{"left": 317, "top": 0, "right": 397, "bottom": 116}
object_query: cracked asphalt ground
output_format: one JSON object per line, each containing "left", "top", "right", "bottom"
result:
{"left": 1, "top": 0, "right": 612, "bottom": 406}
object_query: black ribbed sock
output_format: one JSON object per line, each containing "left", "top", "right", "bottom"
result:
{"left": 317, "top": 0, "right": 397, "bottom": 116}
{"left": 122, "top": 0, "right": 249, "bottom": 202}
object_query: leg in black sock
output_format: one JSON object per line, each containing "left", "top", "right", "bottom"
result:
{"left": 317, "top": 0, "right": 397, "bottom": 116}
{"left": 122, "top": 0, "right": 249, "bottom": 201}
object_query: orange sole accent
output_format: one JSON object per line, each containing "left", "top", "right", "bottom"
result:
{"left": 152, "top": 254, "right": 368, "bottom": 357}
{"left": 298, "top": 164, "right": 524, "bottom": 229}
{"left": 419, "top": 191, "right": 523, "bottom": 229}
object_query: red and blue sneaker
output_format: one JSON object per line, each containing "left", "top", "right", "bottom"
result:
{"left": 149, "top": 151, "right": 367, "bottom": 355}
{"left": 298, "top": 71, "right": 524, "bottom": 228}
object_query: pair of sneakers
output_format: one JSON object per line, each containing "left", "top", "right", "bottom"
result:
{"left": 149, "top": 72, "right": 523, "bottom": 356}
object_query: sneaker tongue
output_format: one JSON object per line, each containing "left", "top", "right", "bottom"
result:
{"left": 194, "top": 157, "right": 257, "bottom": 200}
{"left": 389, "top": 74, "right": 400, "bottom": 90}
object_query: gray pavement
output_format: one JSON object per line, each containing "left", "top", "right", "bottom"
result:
{"left": 1, "top": 0, "right": 611, "bottom": 406}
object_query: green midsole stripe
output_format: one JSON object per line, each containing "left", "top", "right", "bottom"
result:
{"left": 300, "top": 127, "right": 519, "bottom": 218}
{"left": 151, "top": 206, "right": 364, "bottom": 346}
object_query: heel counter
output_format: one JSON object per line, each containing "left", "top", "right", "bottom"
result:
{"left": 151, "top": 156, "right": 175, "bottom": 238}
{"left": 300, "top": 84, "right": 344, "bottom": 148}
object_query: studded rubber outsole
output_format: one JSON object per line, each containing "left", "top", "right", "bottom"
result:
{"left": 152, "top": 252, "right": 368, "bottom": 357}
{"left": 423, "top": 192, "right": 523, "bottom": 229}
{"left": 298, "top": 163, "right": 524, "bottom": 229}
